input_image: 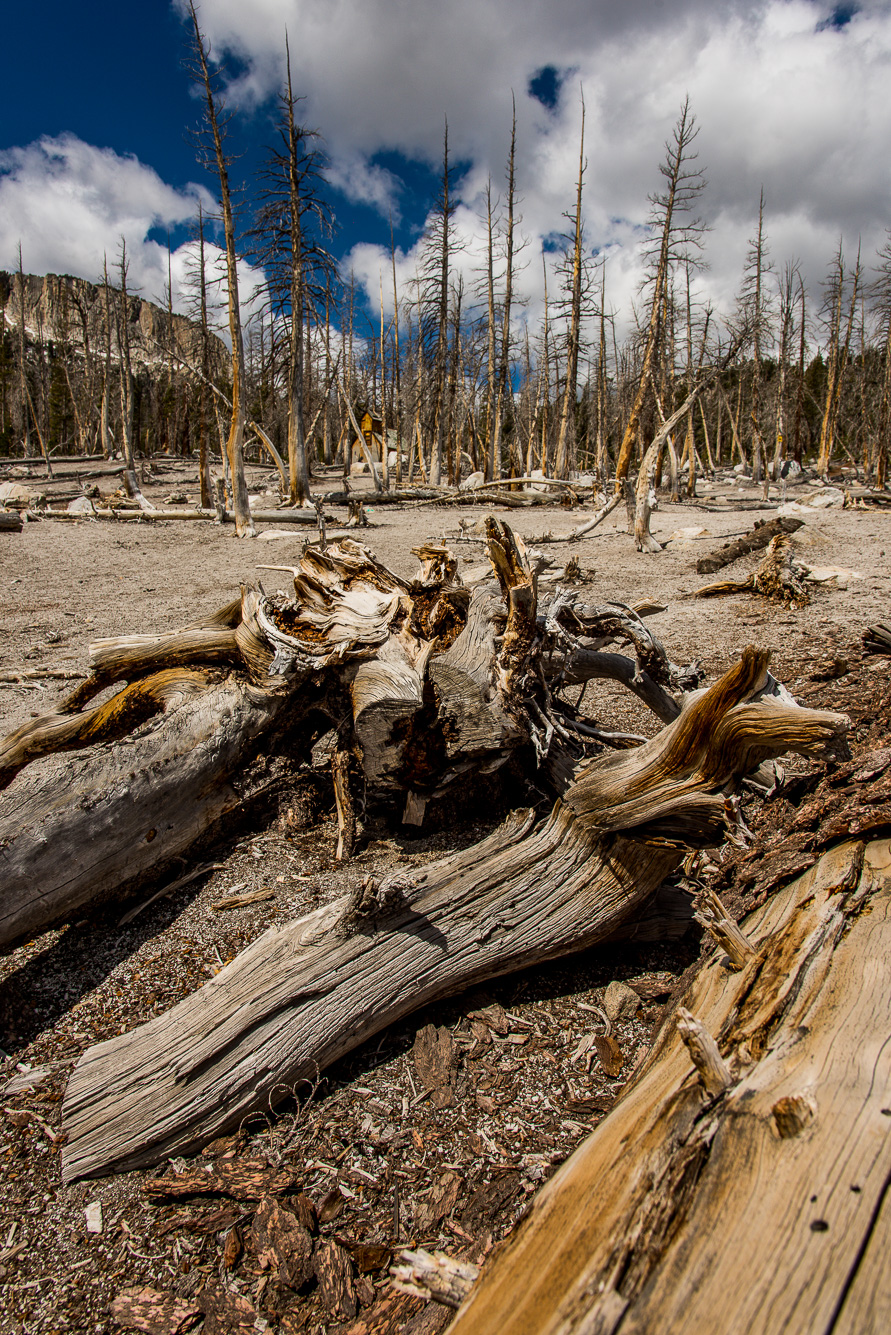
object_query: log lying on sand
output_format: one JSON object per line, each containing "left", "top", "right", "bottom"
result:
{"left": 695, "top": 515, "right": 805, "bottom": 575}
{"left": 0, "top": 520, "right": 847, "bottom": 1183}
{"left": 693, "top": 533, "right": 810, "bottom": 605}
{"left": 59, "top": 647, "right": 845, "bottom": 1181}
{"left": 449, "top": 836, "right": 891, "bottom": 1335}
{"left": 0, "top": 525, "right": 693, "bottom": 946}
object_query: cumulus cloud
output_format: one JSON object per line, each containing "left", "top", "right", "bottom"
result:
{"left": 0, "top": 133, "right": 268, "bottom": 336}
{"left": 184, "top": 0, "right": 891, "bottom": 344}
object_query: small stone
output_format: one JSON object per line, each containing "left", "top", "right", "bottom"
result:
{"left": 603, "top": 981, "right": 641, "bottom": 1023}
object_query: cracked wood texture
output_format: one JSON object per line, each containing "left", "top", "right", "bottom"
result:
{"left": 449, "top": 837, "right": 891, "bottom": 1335}
{"left": 59, "top": 651, "right": 846, "bottom": 1181}
{"left": 61, "top": 809, "right": 678, "bottom": 1179}
{"left": 0, "top": 677, "right": 288, "bottom": 947}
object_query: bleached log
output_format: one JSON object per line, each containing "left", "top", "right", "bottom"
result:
{"left": 58, "top": 650, "right": 846, "bottom": 1180}
{"left": 449, "top": 838, "right": 889, "bottom": 1335}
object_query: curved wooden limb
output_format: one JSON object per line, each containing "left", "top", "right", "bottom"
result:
{"left": 557, "top": 649, "right": 681, "bottom": 725}
{"left": 0, "top": 668, "right": 211, "bottom": 791}
{"left": 61, "top": 808, "right": 680, "bottom": 1180}
{"left": 567, "top": 647, "right": 848, "bottom": 844}
{"left": 449, "top": 838, "right": 890, "bottom": 1335}
{"left": 59, "top": 648, "right": 848, "bottom": 1181}
{"left": 61, "top": 596, "right": 247, "bottom": 713}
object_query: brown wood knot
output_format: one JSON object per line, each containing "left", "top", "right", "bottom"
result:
{"left": 772, "top": 1092, "right": 817, "bottom": 1138}
{"left": 145, "top": 828, "right": 157, "bottom": 842}
{"left": 336, "top": 874, "right": 409, "bottom": 937}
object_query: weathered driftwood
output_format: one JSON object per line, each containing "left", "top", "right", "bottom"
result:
{"left": 695, "top": 516, "right": 805, "bottom": 575}
{"left": 59, "top": 649, "right": 845, "bottom": 1180}
{"left": 41, "top": 505, "right": 321, "bottom": 525}
{"left": 0, "top": 521, "right": 847, "bottom": 1185}
{"left": 449, "top": 837, "right": 891, "bottom": 1335}
{"left": 693, "top": 533, "right": 810, "bottom": 605}
{"left": 0, "top": 526, "right": 698, "bottom": 947}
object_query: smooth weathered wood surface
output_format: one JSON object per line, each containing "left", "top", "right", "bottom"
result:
{"left": 0, "top": 677, "right": 287, "bottom": 947}
{"left": 59, "top": 653, "right": 847, "bottom": 1181}
{"left": 61, "top": 808, "right": 678, "bottom": 1180}
{"left": 449, "top": 837, "right": 891, "bottom": 1335}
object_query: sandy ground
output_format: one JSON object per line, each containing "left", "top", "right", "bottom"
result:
{"left": 0, "top": 459, "right": 889, "bottom": 1333}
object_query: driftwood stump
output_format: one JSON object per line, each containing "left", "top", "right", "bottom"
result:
{"left": 0, "top": 521, "right": 848, "bottom": 1185}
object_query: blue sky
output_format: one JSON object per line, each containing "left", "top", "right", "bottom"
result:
{"left": 2, "top": 1, "right": 890, "bottom": 344}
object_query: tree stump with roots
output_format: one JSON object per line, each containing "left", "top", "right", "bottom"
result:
{"left": 0, "top": 520, "right": 848, "bottom": 1182}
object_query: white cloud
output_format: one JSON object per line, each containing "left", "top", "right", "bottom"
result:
{"left": 0, "top": 133, "right": 267, "bottom": 336}
{"left": 184, "top": 0, "right": 891, "bottom": 345}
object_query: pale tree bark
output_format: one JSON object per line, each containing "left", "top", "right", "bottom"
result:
{"left": 614, "top": 100, "right": 703, "bottom": 490}
{"left": 188, "top": 0, "right": 254, "bottom": 537}
{"left": 555, "top": 95, "right": 586, "bottom": 479}
{"left": 815, "top": 242, "right": 860, "bottom": 476}
{"left": 283, "top": 38, "right": 310, "bottom": 506}
{"left": 490, "top": 98, "right": 519, "bottom": 483}
{"left": 15, "top": 244, "right": 33, "bottom": 460}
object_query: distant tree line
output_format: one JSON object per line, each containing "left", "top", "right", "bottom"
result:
{"left": 3, "top": 44, "right": 891, "bottom": 514}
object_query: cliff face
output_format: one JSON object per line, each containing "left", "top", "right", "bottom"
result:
{"left": 0, "top": 271, "right": 228, "bottom": 379}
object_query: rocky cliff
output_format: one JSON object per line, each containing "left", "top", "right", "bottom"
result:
{"left": 0, "top": 271, "right": 228, "bottom": 379}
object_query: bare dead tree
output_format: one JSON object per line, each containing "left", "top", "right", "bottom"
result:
{"left": 186, "top": 0, "right": 253, "bottom": 537}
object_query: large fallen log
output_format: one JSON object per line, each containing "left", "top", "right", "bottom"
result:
{"left": 0, "top": 521, "right": 847, "bottom": 1185}
{"left": 61, "top": 647, "right": 844, "bottom": 1181}
{"left": 695, "top": 515, "right": 805, "bottom": 575}
{"left": 449, "top": 835, "right": 891, "bottom": 1335}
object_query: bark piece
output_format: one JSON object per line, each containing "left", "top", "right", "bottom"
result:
{"left": 315, "top": 1238, "right": 358, "bottom": 1321}
{"left": 197, "top": 1278, "right": 257, "bottom": 1335}
{"left": 110, "top": 1286, "right": 200, "bottom": 1334}
{"left": 414, "top": 1170, "right": 464, "bottom": 1236}
{"left": 143, "top": 1158, "right": 298, "bottom": 1202}
{"left": 459, "top": 1172, "right": 522, "bottom": 1236}
{"left": 593, "top": 1035, "right": 625, "bottom": 1078}
{"left": 391, "top": 1248, "right": 479, "bottom": 1308}
{"left": 251, "top": 1195, "right": 314, "bottom": 1289}
{"left": 414, "top": 1025, "right": 457, "bottom": 1109}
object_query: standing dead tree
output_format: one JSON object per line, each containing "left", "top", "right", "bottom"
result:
{"left": 187, "top": 0, "right": 254, "bottom": 537}
{"left": 0, "top": 521, "right": 845, "bottom": 1181}
{"left": 614, "top": 99, "right": 706, "bottom": 492}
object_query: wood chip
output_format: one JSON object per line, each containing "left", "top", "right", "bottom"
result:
{"left": 315, "top": 1238, "right": 358, "bottom": 1321}
{"left": 143, "top": 1158, "right": 298, "bottom": 1202}
{"left": 110, "top": 1285, "right": 201, "bottom": 1334}
{"left": 413, "top": 1024, "right": 457, "bottom": 1109}
{"left": 252, "top": 1195, "right": 314, "bottom": 1288}
{"left": 210, "top": 888, "right": 276, "bottom": 910}
{"left": 198, "top": 1277, "right": 257, "bottom": 1335}
{"left": 415, "top": 1170, "right": 464, "bottom": 1235}
{"left": 594, "top": 1035, "right": 625, "bottom": 1077}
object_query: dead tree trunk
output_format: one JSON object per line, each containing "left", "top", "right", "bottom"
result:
{"left": 449, "top": 836, "right": 890, "bottom": 1335}
{"left": 0, "top": 524, "right": 846, "bottom": 1182}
